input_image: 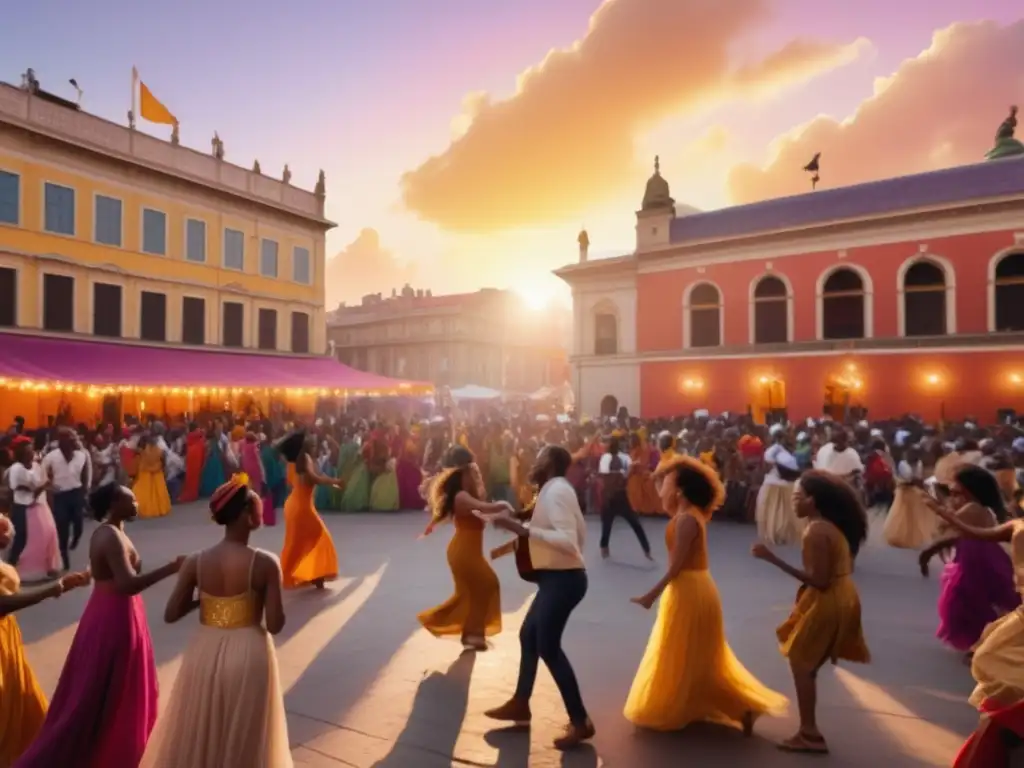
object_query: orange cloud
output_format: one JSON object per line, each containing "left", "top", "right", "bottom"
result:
{"left": 325, "top": 228, "right": 417, "bottom": 309}
{"left": 728, "top": 20, "right": 1024, "bottom": 204}
{"left": 401, "top": 0, "right": 866, "bottom": 232}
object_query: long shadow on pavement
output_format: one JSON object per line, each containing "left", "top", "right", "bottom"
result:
{"left": 370, "top": 651, "right": 476, "bottom": 767}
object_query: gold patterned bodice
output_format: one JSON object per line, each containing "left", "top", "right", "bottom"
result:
{"left": 199, "top": 591, "right": 257, "bottom": 629}
{"left": 197, "top": 549, "right": 259, "bottom": 629}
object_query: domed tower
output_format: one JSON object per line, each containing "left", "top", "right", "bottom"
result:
{"left": 986, "top": 106, "right": 1024, "bottom": 161}
{"left": 636, "top": 156, "right": 676, "bottom": 253}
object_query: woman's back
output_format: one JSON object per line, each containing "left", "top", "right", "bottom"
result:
{"left": 197, "top": 546, "right": 264, "bottom": 630}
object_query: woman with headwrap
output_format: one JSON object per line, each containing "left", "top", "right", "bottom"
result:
{"left": 417, "top": 447, "right": 508, "bottom": 651}
{"left": 276, "top": 432, "right": 342, "bottom": 589}
{"left": 139, "top": 475, "right": 291, "bottom": 768}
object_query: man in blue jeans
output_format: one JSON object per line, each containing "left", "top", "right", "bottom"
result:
{"left": 41, "top": 428, "right": 91, "bottom": 571}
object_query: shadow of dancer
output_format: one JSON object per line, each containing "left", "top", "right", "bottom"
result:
{"left": 371, "top": 651, "right": 476, "bottom": 767}
{"left": 485, "top": 728, "right": 598, "bottom": 768}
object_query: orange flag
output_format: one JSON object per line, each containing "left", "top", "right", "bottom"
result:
{"left": 134, "top": 68, "right": 177, "bottom": 126}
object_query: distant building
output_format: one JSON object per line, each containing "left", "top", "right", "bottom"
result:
{"left": 0, "top": 72, "right": 333, "bottom": 354}
{"left": 327, "top": 286, "right": 570, "bottom": 391}
{"left": 557, "top": 140, "right": 1024, "bottom": 422}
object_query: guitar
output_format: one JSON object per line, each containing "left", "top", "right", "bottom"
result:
{"left": 489, "top": 491, "right": 538, "bottom": 583}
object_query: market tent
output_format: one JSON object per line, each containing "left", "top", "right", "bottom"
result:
{"left": 0, "top": 333, "right": 431, "bottom": 394}
{"left": 450, "top": 384, "right": 502, "bottom": 401}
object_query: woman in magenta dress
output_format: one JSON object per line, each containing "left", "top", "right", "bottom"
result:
{"left": 15, "top": 483, "right": 183, "bottom": 768}
{"left": 394, "top": 427, "right": 425, "bottom": 511}
{"left": 919, "top": 464, "right": 1019, "bottom": 656}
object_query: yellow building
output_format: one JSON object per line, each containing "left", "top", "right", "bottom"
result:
{"left": 0, "top": 77, "right": 333, "bottom": 354}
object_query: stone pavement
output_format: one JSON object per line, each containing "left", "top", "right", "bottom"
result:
{"left": 18, "top": 506, "right": 979, "bottom": 767}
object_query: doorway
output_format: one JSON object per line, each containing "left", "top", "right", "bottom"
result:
{"left": 753, "top": 377, "right": 786, "bottom": 425}
{"left": 599, "top": 394, "right": 618, "bottom": 418}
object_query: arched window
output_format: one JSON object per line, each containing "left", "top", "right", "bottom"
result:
{"left": 687, "top": 283, "right": 721, "bottom": 348}
{"left": 594, "top": 313, "right": 618, "bottom": 355}
{"left": 994, "top": 252, "right": 1024, "bottom": 332}
{"left": 752, "top": 275, "right": 788, "bottom": 344}
{"left": 821, "top": 268, "right": 865, "bottom": 340}
{"left": 902, "top": 261, "right": 947, "bottom": 337}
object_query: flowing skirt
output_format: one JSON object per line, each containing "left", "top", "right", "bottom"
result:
{"left": 396, "top": 459, "right": 425, "bottom": 511}
{"left": 755, "top": 483, "right": 802, "bottom": 546}
{"left": 883, "top": 485, "right": 936, "bottom": 549}
{"left": 340, "top": 464, "right": 371, "bottom": 512}
{"left": 777, "top": 579, "right": 871, "bottom": 667}
{"left": 937, "top": 541, "right": 1020, "bottom": 652}
{"left": 0, "top": 615, "right": 48, "bottom": 767}
{"left": 134, "top": 471, "right": 171, "bottom": 519}
{"left": 627, "top": 471, "right": 661, "bottom": 516}
{"left": 15, "top": 586, "right": 158, "bottom": 768}
{"left": 16, "top": 500, "right": 61, "bottom": 582}
{"left": 178, "top": 446, "right": 205, "bottom": 503}
{"left": 370, "top": 470, "right": 400, "bottom": 512}
{"left": 417, "top": 526, "right": 502, "bottom": 639}
{"left": 280, "top": 489, "right": 338, "bottom": 589}
{"left": 624, "top": 569, "right": 787, "bottom": 730}
{"left": 199, "top": 454, "right": 227, "bottom": 499}
{"left": 139, "top": 625, "right": 291, "bottom": 768}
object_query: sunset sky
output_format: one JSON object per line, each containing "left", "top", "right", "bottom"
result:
{"left": 3, "top": 1, "right": 1020, "bottom": 308}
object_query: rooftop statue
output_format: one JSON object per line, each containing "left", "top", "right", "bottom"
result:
{"left": 986, "top": 106, "right": 1024, "bottom": 161}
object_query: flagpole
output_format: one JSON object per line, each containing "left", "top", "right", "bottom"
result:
{"left": 131, "top": 66, "right": 138, "bottom": 122}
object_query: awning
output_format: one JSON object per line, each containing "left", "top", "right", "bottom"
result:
{"left": 0, "top": 333, "right": 432, "bottom": 394}
{"left": 450, "top": 384, "right": 502, "bottom": 401}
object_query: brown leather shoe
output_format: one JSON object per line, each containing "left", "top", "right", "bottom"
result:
{"left": 553, "top": 718, "right": 595, "bottom": 750}
{"left": 484, "top": 698, "right": 532, "bottom": 725}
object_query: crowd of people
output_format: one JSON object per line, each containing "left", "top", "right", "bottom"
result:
{"left": 2, "top": 406, "right": 1024, "bottom": 765}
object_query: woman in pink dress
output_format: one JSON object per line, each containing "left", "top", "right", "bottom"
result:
{"left": 16, "top": 485, "right": 62, "bottom": 583}
{"left": 15, "top": 483, "right": 184, "bottom": 768}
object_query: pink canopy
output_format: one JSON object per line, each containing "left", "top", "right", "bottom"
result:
{"left": 0, "top": 333, "right": 430, "bottom": 393}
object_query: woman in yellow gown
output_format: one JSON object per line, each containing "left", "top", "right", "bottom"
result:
{"left": 626, "top": 431, "right": 660, "bottom": 516}
{"left": 0, "top": 516, "right": 91, "bottom": 766}
{"left": 752, "top": 469, "right": 870, "bottom": 755}
{"left": 625, "top": 455, "right": 787, "bottom": 735}
{"left": 418, "top": 447, "right": 507, "bottom": 651}
{"left": 133, "top": 436, "right": 171, "bottom": 519}
{"left": 276, "top": 432, "right": 344, "bottom": 590}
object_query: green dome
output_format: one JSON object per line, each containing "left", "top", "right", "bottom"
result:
{"left": 986, "top": 137, "right": 1024, "bottom": 161}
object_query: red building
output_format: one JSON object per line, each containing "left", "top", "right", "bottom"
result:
{"left": 557, "top": 155, "right": 1024, "bottom": 423}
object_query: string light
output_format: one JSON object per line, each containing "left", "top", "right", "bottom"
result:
{"left": 0, "top": 377, "right": 432, "bottom": 398}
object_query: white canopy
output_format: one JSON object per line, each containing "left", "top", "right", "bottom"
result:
{"left": 450, "top": 384, "right": 502, "bottom": 401}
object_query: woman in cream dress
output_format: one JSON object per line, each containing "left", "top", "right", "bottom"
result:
{"left": 140, "top": 475, "right": 290, "bottom": 768}
{"left": 755, "top": 429, "right": 803, "bottom": 545}
{"left": 926, "top": 491, "right": 1024, "bottom": 766}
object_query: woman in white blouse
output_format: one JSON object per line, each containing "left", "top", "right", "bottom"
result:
{"left": 483, "top": 444, "right": 595, "bottom": 751}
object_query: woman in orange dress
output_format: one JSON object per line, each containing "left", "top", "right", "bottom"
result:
{"left": 178, "top": 426, "right": 207, "bottom": 503}
{"left": 276, "top": 432, "right": 344, "bottom": 590}
{"left": 627, "top": 432, "right": 661, "bottom": 516}
{"left": 752, "top": 470, "right": 870, "bottom": 754}
{"left": 418, "top": 447, "right": 507, "bottom": 651}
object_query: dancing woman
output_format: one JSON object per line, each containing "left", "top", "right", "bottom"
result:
{"left": 15, "top": 483, "right": 183, "bottom": 768}
{"left": 924, "top": 494, "right": 1024, "bottom": 767}
{"left": 276, "top": 432, "right": 342, "bottom": 590}
{"left": 0, "top": 516, "right": 91, "bottom": 765}
{"left": 918, "top": 464, "right": 1019, "bottom": 656}
{"left": 625, "top": 455, "right": 786, "bottom": 735}
{"left": 417, "top": 447, "right": 506, "bottom": 651}
{"left": 752, "top": 470, "right": 870, "bottom": 755}
{"left": 140, "top": 475, "right": 291, "bottom": 767}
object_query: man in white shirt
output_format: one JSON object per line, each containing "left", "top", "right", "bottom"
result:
{"left": 41, "top": 428, "right": 91, "bottom": 571}
{"left": 813, "top": 429, "right": 863, "bottom": 480}
{"left": 5, "top": 437, "right": 43, "bottom": 565}
{"left": 485, "top": 444, "right": 595, "bottom": 750}
{"left": 597, "top": 436, "right": 651, "bottom": 560}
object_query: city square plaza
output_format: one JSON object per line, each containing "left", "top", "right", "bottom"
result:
{"left": 17, "top": 507, "right": 983, "bottom": 767}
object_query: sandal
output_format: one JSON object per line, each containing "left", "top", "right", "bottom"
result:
{"left": 778, "top": 732, "right": 829, "bottom": 754}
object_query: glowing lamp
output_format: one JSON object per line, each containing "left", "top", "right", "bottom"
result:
{"left": 1011, "top": 373, "right": 1023, "bottom": 385}
{"left": 926, "top": 374, "right": 940, "bottom": 385}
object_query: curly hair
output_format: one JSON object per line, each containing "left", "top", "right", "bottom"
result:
{"left": 955, "top": 463, "right": 1008, "bottom": 522}
{"left": 660, "top": 455, "right": 725, "bottom": 516}
{"left": 798, "top": 470, "right": 868, "bottom": 557}
{"left": 427, "top": 448, "right": 476, "bottom": 527}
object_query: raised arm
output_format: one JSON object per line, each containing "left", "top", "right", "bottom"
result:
{"left": 453, "top": 490, "right": 512, "bottom": 518}
{"left": 297, "top": 452, "right": 343, "bottom": 489}
{"left": 926, "top": 498, "right": 1017, "bottom": 543}
{"left": 163, "top": 554, "right": 200, "bottom": 623}
{"left": 98, "top": 527, "right": 181, "bottom": 596}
